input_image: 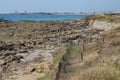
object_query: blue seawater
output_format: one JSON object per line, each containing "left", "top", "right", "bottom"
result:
{"left": 0, "top": 14, "right": 88, "bottom": 21}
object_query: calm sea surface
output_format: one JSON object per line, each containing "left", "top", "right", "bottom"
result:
{"left": 0, "top": 14, "right": 89, "bottom": 21}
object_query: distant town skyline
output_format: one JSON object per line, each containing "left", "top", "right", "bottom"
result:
{"left": 0, "top": 0, "right": 120, "bottom": 13}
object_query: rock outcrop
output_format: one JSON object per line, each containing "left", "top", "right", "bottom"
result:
{"left": 91, "top": 20, "right": 120, "bottom": 31}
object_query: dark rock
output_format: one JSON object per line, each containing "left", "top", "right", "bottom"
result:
{"left": 30, "top": 68, "right": 36, "bottom": 73}
{"left": 27, "top": 46, "right": 33, "bottom": 49}
{"left": 18, "top": 43, "right": 26, "bottom": 49}
{"left": 14, "top": 55, "right": 24, "bottom": 60}
{"left": 18, "top": 50, "right": 28, "bottom": 53}
{"left": 0, "top": 45, "right": 7, "bottom": 51}
{"left": 7, "top": 44, "right": 15, "bottom": 50}
{"left": 0, "top": 53, "right": 2, "bottom": 56}
{"left": 2, "top": 51, "right": 16, "bottom": 56}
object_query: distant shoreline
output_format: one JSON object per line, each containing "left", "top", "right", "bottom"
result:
{"left": 10, "top": 13, "right": 90, "bottom": 15}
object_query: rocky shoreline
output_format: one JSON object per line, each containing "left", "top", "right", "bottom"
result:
{"left": 0, "top": 14, "right": 120, "bottom": 80}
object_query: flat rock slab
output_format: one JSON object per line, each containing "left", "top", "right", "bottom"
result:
{"left": 21, "top": 49, "right": 54, "bottom": 62}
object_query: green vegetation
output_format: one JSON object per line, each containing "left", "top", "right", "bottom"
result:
{"left": 53, "top": 44, "right": 68, "bottom": 65}
{"left": 36, "top": 66, "right": 44, "bottom": 73}
{"left": 67, "top": 43, "right": 81, "bottom": 59}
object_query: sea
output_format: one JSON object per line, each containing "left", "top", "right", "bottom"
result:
{"left": 0, "top": 14, "right": 88, "bottom": 21}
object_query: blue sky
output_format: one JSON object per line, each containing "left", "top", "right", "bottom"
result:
{"left": 0, "top": 0, "right": 120, "bottom": 13}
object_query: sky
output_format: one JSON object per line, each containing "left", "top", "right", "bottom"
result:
{"left": 0, "top": 0, "right": 120, "bottom": 13}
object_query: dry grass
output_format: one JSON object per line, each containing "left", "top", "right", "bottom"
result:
{"left": 56, "top": 27, "right": 120, "bottom": 80}
{"left": 78, "top": 66, "right": 120, "bottom": 80}
{"left": 82, "top": 14, "right": 120, "bottom": 23}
